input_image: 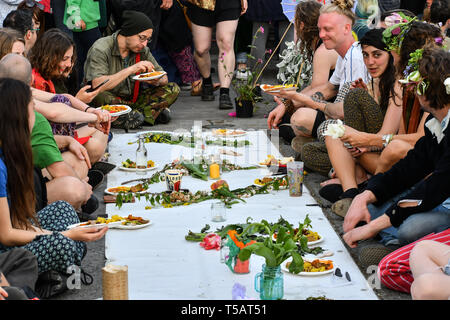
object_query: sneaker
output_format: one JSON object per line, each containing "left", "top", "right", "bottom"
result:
{"left": 331, "top": 198, "right": 353, "bottom": 217}
{"left": 201, "top": 83, "right": 215, "bottom": 101}
{"left": 80, "top": 194, "right": 99, "bottom": 215}
{"left": 358, "top": 242, "right": 401, "bottom": 269}
{"left": 219, "top": 93, "right": 233, "bottom": 110}
{"left": 180, "top": 83, "right": 192, "bottom": 91}
{"left": 111, "top": 110, "right": 145, "bottom": 130}
{"left": 87, "top": 169, "right": 104, "bottom": 190}
{"left": 155, "top": 108, "right": 171, "bottom": 124}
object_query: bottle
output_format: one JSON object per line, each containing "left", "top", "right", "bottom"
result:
{"left": 136, "top": 137, "right": 148, "bottom": 175}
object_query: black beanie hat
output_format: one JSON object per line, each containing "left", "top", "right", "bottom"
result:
{"left": 119, "top": 10, "right": 154, "bottom": 37}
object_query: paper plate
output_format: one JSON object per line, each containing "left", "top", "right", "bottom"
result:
{"left": 133, "top": 71, "right": 167, "bottom": 81}
{"left": 260, "top": 84, "right": 298, "bottom": 93}
{"left": 97, "top": 105, "right": 131, "bottom": 117}
{"left": 67, "top": 220, "right": 123, "bottom": 230}
{"left": 281, "top": 258, "right": 334, "bottom": 276}
{"left": 118, "top": 164, "right": 159, "bottom": 172}
{"left": 114, "top": 220, "right": 152, "bottom": 230}
{"left": 212, "top": 129, "right": 247, "bottom": 138}
{"left": 104, "top": 185, "right": 149, "bottom": 195}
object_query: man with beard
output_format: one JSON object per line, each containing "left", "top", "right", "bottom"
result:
{"left": 84, "top": 10, "right": 180, "bottom": 129}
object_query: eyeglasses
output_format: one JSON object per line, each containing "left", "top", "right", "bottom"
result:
{"left": 25, "top": 0, "right": 45, "bottom": 11}
{"left": 137, "top": 34, "right": 152, "bottom": 43}
{"left": 31, "top": 28, "right": 40, "bottom": 33}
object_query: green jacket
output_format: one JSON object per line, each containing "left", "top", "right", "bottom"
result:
{"left": 63, "top": 0, "right": 100, "bottom": 32}
{"left": 84, "top": 31, "right": 163, "bottom": 99}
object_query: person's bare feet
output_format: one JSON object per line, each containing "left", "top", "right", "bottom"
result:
{"left": 320, "top": 178, "right": 341, "bottom": 187}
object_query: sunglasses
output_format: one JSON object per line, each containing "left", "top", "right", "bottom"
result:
{"left": 25, "top": 0, "right": 45, "bottom": 11}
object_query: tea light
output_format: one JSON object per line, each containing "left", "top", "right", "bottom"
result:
{"left": 209, "top": 163, "right": 220, "bottom": 179}
{"left": 211, "top": 202, "right": 226, "bottom": 222}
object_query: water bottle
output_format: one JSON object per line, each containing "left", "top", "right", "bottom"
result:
{"left": 136, "top": 137, "right": 147, "bottom": 175}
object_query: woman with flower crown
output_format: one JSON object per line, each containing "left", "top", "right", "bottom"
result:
{"left": 343, "top": 48, "right": 450, "bottom": 297}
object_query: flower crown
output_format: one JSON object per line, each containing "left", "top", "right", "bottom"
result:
{"left": 382, "top": 12, "right": 417, "bottom": 53}
{"left": 399, "top": 48, "right": 428, "bottom": 95}
{"left": 400, "top": 47, "right": 450, "bottom": 96}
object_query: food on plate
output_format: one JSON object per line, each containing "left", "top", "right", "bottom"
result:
{"left": 121, "top": 158, "right": 155, "bottom": 168}
{"left": 210, "top": 179, "right": 229, "bottom": 190}
{"left": 100, "top": 105, "right": 128, "bottom": 113}
{"left": 213, "top": 129, "right": 246, "bottom": 136}
{"left": 259, "top": 155, "right": 294, "bottom": 166}
{"left": 79, "top": 215, "right": 124, "bottom": 227}
{"left": 261, "top": 84, "right": 295, "bottom": 92}
{"left": 254, "top": 177, "right": 288, "bottom": 186}
{"left": 286, "top": 259, "right": 333, "bottom": 273}
{"left": 107, "top": 183, "right": 148, "bottom": 194}
{"left": 121, "top": 214, "right": 150, "bottom": 226}
{"left": 138, "top": 71, "right": 165, "bottom": 79}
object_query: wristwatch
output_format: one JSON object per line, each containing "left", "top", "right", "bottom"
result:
{"left": 382, "top": 134, "right": 394, "bottom": 148}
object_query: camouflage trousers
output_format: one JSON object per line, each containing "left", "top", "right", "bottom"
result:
{"left": 93, "top": 82, "right": 180, "bottom": 126}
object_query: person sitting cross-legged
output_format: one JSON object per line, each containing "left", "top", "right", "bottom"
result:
{"left": 84, "top": 10, "right": 180, "bottom": 130}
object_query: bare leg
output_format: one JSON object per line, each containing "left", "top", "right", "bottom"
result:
{"left": 61, "top": 151, "right": 89, "bottom": 180}
{"left": 357, "top": 152, "right": 380, "bottom": 175}
{"left": 46, "top": 176, "right": 92, "bottom": 210}
{"left": 375, "top": 139, "right": 413, "bottom": 174}
{"left": 76, "top": 126, "right": 108, "bottom": 164}
{"left": 324, "top": 136, "right": 358, "bottom": 192}
{"left": 191, "top": 22, "right": 213, "bottom": 78}
{"left": 290, "top": 108, "right": 317, "bottom": 137}
{"left": 216, "top": 19, "right": 239, "bottom": 88}
{"left": 409, "top": 240, "right": 450, "bottom": 300}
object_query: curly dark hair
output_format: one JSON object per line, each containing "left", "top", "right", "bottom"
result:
{"left": 28, "top": 28, "right": 76, "bottom": 81}
{"left": 360, "top": 28, "right": 399, "bottom": 112}
{"left": 295, "top": 0, "right": 322, "bottom": 59}
{"left": 397, "top": 21, "right": 443, "bottom": 77}
{"left": 418, "top": 47, "right": 450, "bottom": 110}
{"left": 2, "top": 9, "right": 33, "bottom": 38}
{"left": 430, "top": 0, "right": 450, "bottom": 25}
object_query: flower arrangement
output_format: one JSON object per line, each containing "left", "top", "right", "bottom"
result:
{"left": 399, "top": 48, "right": 429, "bottom": 95}
{"left": 382, "top": 12, "right": 416, "bottom": 53}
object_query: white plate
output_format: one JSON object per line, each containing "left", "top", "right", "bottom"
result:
{"left": 118, "top": 164, "right": 159, "bottom": 172}
{"left": 260, "top": 84, "right": 298, "bottom": 93}
{"left": 212, "top": 129, "right": 247, "bottom": 138}
{"left": 114, "top": 220, "right": 152, "bottom": 230}
{"left": 97, "top": 105, "right": 131, "bottom": 117}
{"left": 67, "top": 220, "right": 123, "bottom": 230}
{"left": 132, "top": 71, "right": 167, "bottom": 81}
{"left": 104, "top": 185, "right": 149, "bottom": 195}
{"left": 281, "top": 258, "right": 334, "bottom": 276}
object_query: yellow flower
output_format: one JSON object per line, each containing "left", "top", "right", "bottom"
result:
{"left": 145, "top": 206, "right": 152, "bottom": 210}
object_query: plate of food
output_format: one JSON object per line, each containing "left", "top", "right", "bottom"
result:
{"left": 132, "top": 71, "right": 167, "bottom": 81}
{"left": 212, "top": 129, "right": 247, "bottom": 137}
{"left": 115, "top": 215, "right": 152, "bottom": 230}
{"left": 67, "top": 215, "right": 125, "bottom": 230}
{"left": 254, "top": 177, "right": 288, "bottom": 189}
{"left": 258, "top": 155, "right": 294, "bottom": 167}
{"left": 118, "top": 159, "right": 158, "bottom": 172}
{"left": 260, "top": 84, "right": 298, "bottom": 93}
{"left": 97, "top": 104, "right": 131, "bottom": 117}
{"left": 104, "top": 183, "right": 149, "bottom": 195}
{"left": 282, "top": 258, "right": 334, "bottom": 276}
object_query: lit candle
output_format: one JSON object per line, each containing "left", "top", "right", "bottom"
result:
{"left": 209, "top": 163, "right": 220, "bottom": 179}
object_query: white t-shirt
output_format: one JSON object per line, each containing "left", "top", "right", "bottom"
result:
{"left": 329, "top": 42, "right": 370, "bottom": 90}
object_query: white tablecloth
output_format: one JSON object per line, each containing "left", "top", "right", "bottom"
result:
{"left": 104, "top": 130, "right": 378, "bottom": 300}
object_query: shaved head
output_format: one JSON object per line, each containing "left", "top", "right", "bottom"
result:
{"left": 0, "top": 53, "right": 32, "bottom": 85}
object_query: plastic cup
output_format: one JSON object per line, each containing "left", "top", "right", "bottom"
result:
{"left": 286, "top": 161, "right": 304, "bottom": 197}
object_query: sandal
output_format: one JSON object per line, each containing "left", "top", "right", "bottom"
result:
{"left": 35, "top": 270, "right": 68, "bottom": 299}
{"left": 191, "top": 79, "right": 221, "bottom": 96}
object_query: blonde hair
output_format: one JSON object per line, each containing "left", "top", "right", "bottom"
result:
{"left": 320, "top": 0, "right": 356, "bottom": 25}
{"left": 356, "top": 0, "right": 380, "bottom": 26}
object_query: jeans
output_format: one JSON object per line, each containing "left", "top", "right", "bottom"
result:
{"left": 369, "top": 189, "right": 450, "bottom": 246}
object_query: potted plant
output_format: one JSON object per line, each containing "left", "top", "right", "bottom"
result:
{"left": 236, "top": 220, "right": 304, "bottom": 300}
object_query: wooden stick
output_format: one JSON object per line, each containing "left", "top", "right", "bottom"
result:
{"left": 295, "top": 61, "right": 305, "bottom": 87}
{"left": 253, "top": 20, "right": 294, "bottom": 87}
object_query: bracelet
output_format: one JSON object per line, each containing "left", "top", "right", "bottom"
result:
{"left": 382, "top": 134, "right": 394, "bottom": 148}
{"left": 84, "top": 106, "right": 94, "bottom": 112}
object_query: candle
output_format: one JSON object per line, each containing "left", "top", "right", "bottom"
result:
{"left": 209, "top": 163, "right": 220, "bottom": 179}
